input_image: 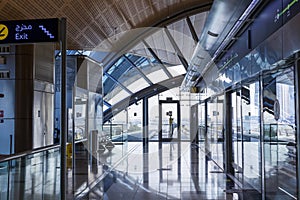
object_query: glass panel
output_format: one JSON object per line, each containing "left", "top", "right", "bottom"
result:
{"left": 127, "top": 100, "right": 143, "bottom": 141}
{"left": 199, "top": 103, "right": 206, "bottom": 141}
{"left": 109, "top": 58, "right": 150, "bottom": 93}
{"left": 146, "top": 68, "right": 169, "bottom": 84}
{"left": 107, "top": 110, "right": 128, "bottom": 141}
{"left": 263, "top": 66, "right": 296, "bottom": 199}
{"left": 242, "top": 80, "right": 261, "bottom": 191}
{"left": 240, "top": 56, "right": 252, "bottom": 80}
{"left": 126, "top": 54, "right": 171, "bottom": 84}
{"left": 104, "top": 84, "right": 130, "bottom": 105}
{"left": 103, "top": 124, "right": 125, "bottom": 142}
{"left": 167, "top": 64, "right": 186, "bottom": 77}
{"left": 180, "top": 91, "right": 191, "bottom": 141}
{"left": 0, "top": 161, "right": 9, "bottom": 199}
{"left": 189, "top": 12, "right": 208, "bottom": 37}
{"left": 74, "top": 95, "right": 87, "bottom": 141}
{"left": 159, "top": 87, "right": 180, "bottom": 101}
{"left": 126, "top": 54, "right": 150, "bottom": 68}
{"left": 126, "top": 77, "right": 149, "bottom": 93}
{"left": 103, "top": 104, "right": 109, "bottom": 112}
{"left": 107, "top": 58, "right": 126, "bottom": 75}
{"left": 231, "top": 90, "right": 243, "bottom": 180}
{"left": 103, "top": 75, "right": 116, "bottom": 97}
{"left": 166, "top": 18, "right": 196, "bottom": 63}
{"left": 149, "top": 95, "right": 159, "bottom": 141}
{"left": 144, "top": 29, "right": 179, "bottom": 65}
{"left": 0, "top": 148, "right": 60, "bottom": 199}
{"left": 207, "top": 95, "right": 224, "bottom": 170}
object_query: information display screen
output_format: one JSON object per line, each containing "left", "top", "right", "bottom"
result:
{"left": 0, "top": 18, "right": 59, "bottom": 44}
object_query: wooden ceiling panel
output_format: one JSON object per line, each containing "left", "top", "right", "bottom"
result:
{"left": 80, "top": 1, "right": 99, "bottom": 19}
{"left": 84, "top": 27, "right": 99, "bottom": 47}
{"left": 1, "top": 3, "right": 27, "bottom": 20}
{"left": 0, "top": 0, "right": 212, "bottom": 50}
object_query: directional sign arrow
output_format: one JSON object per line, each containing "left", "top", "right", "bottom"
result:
{"left": 39, "top": 25, "right": 55, "bottom": 39}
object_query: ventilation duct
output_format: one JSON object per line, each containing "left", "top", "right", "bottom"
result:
{"left": 182, "top": 0, "right": 262, "bottom": 91}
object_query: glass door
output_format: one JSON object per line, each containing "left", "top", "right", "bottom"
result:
{"left": 159, "top": 100, "right": 180, "bottom": 142}
{"left": 241, "top": 80, "right": 261, "bottom": 192}
{"left": 263, "top": 66, "right": 296, "bottom": 199}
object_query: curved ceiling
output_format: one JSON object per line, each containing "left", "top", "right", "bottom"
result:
{"left": 101, "top": 9, "right": 211, "bottom": 118}
{"left": 0, "top": 0, "right": 212, "bottom": 50}
{"left": 0, "top": 0, "right": 214, "bottom": 122}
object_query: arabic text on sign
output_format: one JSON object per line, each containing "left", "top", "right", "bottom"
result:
{"left": 15, "top": 24, "right": 32, "bottom": 32}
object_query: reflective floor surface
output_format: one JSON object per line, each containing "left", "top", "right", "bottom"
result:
{"left": 78, "top": 142, "right": 239, "bottom": 200}
{"left": 0, "top": 142, "right": 242, "bottom": 200}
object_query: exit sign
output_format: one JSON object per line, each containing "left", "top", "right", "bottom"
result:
{"left": 0, "top": 18, "right": 59, "bottom": 44}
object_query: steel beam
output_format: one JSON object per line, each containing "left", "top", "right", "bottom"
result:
{"left": 164, "top": 27, "right": 189, "bottom": 70}
{"left": 143, "top": 40, "right": 173, "bottom": 78}
{"left": 104, "top": 72, "right": 133, "bottom": 95}
{"left": 123, "top": 55, "right": 153, "bottom": 86}
{"left": 186, "top": 16, "right": 199, "bottom": 44}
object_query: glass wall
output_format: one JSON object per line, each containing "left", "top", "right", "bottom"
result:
{"left": 199, "top": 64, "right": 297, "bottom": 198}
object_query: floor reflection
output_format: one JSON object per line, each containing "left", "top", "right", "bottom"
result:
{"left": 1, "top": 141, "right": 296, "bottom": 199}
{"left": 81, "top": 142, "right": 236, "bottom": 200}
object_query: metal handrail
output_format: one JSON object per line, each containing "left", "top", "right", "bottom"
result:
{"left": 0, "top": 144, "right": 60, "bottom": 163}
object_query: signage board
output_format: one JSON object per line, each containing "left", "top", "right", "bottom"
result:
{"left": 0, "top": 18, "right": 59, "bottom": 44}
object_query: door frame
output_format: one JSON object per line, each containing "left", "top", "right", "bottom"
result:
{"left": 159, "top": 99, "right": 181, "bottom": 142}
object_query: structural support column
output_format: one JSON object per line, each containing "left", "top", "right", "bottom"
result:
{"left": 143, "top": 97, "right": 149, "bottom": 185}
{"left": 295, "top": 57, "right": 300, "bottom": 199}
{"left": 224, "top": 91, "right": 234, "bottom": 175}
{"left": 60, "top": 18, "right": 67, "bottom": 200}
{"left": 259, "top": 73, "right": 265, "bottom": 200}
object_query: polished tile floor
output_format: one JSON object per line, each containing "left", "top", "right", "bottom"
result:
{"left": 1, "top": 140, "right": 296, "bottom": 199}
{"left": 0, "top": 142, "right": 240, "bottom": 200}
{"left": 78, "top": 142, "right": 238, "bottom": 200}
